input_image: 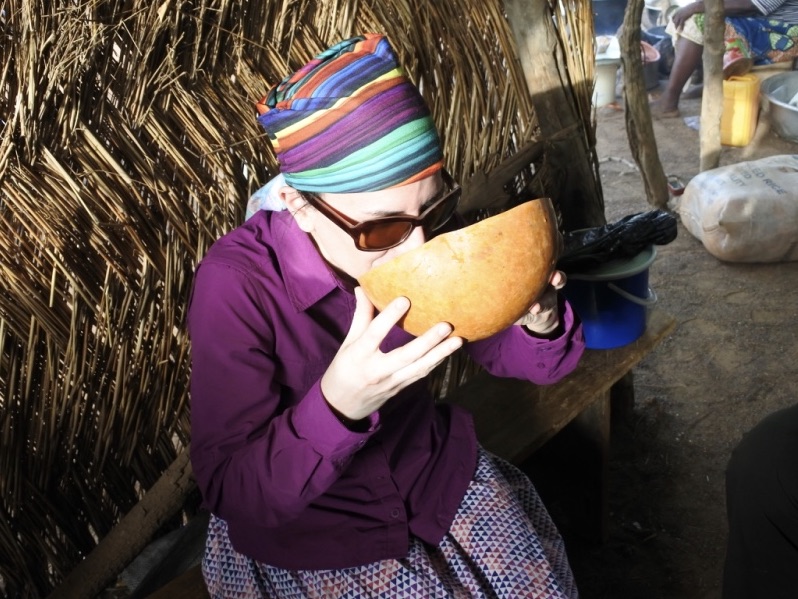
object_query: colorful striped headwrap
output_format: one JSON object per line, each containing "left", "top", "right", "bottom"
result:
{"left": 256, "top": 34, "right": 443, "bottom": 193}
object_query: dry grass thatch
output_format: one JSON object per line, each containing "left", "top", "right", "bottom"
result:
{"left": 0, "top": 0, "right": 598, "bottom": 595}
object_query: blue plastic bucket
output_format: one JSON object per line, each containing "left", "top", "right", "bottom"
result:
{"left": 563, "top": 246, "right": 658, "bottom": 349}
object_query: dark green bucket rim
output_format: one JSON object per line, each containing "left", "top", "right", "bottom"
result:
{"left": 568, "top": 245, "right": 657, "bottom": 282}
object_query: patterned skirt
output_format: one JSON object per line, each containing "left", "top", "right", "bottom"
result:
{"left": 202, "top": 447, "right": 579, "bottom": 598}
{"left": 668, "top": 15, "right": 798, "bottom": 66}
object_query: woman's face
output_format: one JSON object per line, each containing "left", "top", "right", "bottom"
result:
{"left": 283, "top": 173, "right": 444, "bottom": 281}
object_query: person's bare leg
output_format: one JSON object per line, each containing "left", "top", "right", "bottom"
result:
{"left": 652, "top": 37, "right": 703, "bottom": 116}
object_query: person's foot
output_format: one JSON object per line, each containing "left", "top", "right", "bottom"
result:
{"left": 649, "top": 98, "right": 680, "bottom": 119}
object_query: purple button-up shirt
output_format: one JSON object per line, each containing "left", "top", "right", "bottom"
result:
{"left": 187, "top": 209, "right": 584, "bottom": 570}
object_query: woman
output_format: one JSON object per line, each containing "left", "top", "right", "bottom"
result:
{"left": 188, "top": 34, "right": 585, "bottom": 598}
{"left": 652, "top": 0, "right": 798, "bottom": 117}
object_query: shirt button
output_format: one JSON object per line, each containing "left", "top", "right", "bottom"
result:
{"left": 390, "top": 508, "right": 400, "bottom": 518}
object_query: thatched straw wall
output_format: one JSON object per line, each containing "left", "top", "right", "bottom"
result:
{"left": 0, "top": 0, "right": 598, "bottom": 596}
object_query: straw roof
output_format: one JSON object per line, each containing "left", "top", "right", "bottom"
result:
{"left": 0, "top": 0, "right": 599, "bottom": 595}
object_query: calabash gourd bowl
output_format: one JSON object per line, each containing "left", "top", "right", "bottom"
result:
{"left": 357, "top": 198, "right": 561, "bottom": 341}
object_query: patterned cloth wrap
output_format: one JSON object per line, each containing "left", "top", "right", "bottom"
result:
{"left": 667, "top": 15, "right": 798, "bottom": 66}
{"left": 246, "top": 173, "right": 287, "bottom": 220}
{"left": 254, "top": 33, "right": 443, "bottom": 195}
{"left": 202, "top": 448, "right": 578, "bottom": 599}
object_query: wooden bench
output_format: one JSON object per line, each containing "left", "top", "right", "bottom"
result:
{"left": 144, "top": 309, "right": 675, "bottom": 598}
{"left": 443, "top": 308, "right": 675, "bottom": 542}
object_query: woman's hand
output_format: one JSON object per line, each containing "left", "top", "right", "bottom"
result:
{"left": 321, "top": 287, "right": 464, "bottom": 422}
{"left": 515, "top": 270, "right": 567, "bottom": 336}
{"left": 671, "top": 1, "right": 703, "bottom": 30}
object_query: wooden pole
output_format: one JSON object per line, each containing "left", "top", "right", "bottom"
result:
{"left": 503, "top": 0, "right": 606, "bottom": 230}
{"left": 700, "top": 0, "right": 725, "bottom": 171}
{"left": 48, "top": 448, "right": 196, "bottom": 599}
{"left": 620, "top": 0, "right": 670, "bottom": 209}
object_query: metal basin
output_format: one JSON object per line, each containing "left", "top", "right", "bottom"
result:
{"left": 760, "top": 71, "right": 798, "bottom": 143}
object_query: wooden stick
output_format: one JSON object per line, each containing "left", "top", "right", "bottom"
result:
{"left": 502, "top": 0, "right": 607, "bottom": 230}
{"left": 47, "top": 448, "right": 196, "bottom": 599}
{"left": 700, "top": 0, "right": 725, "bottom": 171}
{"left": 620, "top": 0, "right": 670, "bottom": 209}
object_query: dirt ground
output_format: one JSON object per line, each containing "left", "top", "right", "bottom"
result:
{"left": 528, "top": 80, "right": 798, "bottom": 599}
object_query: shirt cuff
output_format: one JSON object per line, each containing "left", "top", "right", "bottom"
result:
{"left": 291, "top": 380, "right": 379, "bottom": 460}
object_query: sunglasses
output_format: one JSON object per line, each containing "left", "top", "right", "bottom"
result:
{"left": 300, "top": 170, "right": 462, "bottom": 252}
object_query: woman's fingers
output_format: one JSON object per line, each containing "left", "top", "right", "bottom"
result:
{"left": 515, "top": 273, "right": 564, "bottom": 333}
{"left": 525, "top": 271, "right": 565, "bottom": 315}
{"left": 347, "top": 287, "right": 376, "bottom": 341}
{"left": 353, "top": 291, "right": 461, "bottom": 370}
{"left": 531, "top": 286, "right": 558, "bottom": 314}
{"left": 388, "top": 321, "right": 461, "bottom": 369}
{"left": 550, "top": 270, "right": 567, "bottom": 290}
{"left": 353, "top": 292, "right": 412, "bottom": 350}
{"left": 324, "top": 293, "right": 463, "bottom": 420}
{"left": 387, "top": 323, "right": 463, "bottom": 387}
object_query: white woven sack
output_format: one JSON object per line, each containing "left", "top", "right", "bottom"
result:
{"left": 678, "top": 154, "right": 798, "bottom": 262}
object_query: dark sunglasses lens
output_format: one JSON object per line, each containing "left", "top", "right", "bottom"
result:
{"left": 352, "top": 181, "right": 461, "bottom": 251}
{"left": 359, "top": 221, "right": 413, "bottom": 250}
{"left": 426, "top": 192, "right": 460, "bottom": 231}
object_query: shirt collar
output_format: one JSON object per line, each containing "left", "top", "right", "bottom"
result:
{"left": 272, "top": 212, "right": 352, "bottom": 312}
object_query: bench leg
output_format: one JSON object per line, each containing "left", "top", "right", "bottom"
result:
{"left": 572, "top": 389, "right": 611, "bottom": 544}
{"left": 610, "top": 371, "right": 636, "bottom": 424}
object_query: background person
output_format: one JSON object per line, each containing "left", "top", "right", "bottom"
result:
{"left": 651, "top": 0, "right": 798, "bottom": 117}
{"left": 187, "top": 34, "right": 586, "bottom": 598}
